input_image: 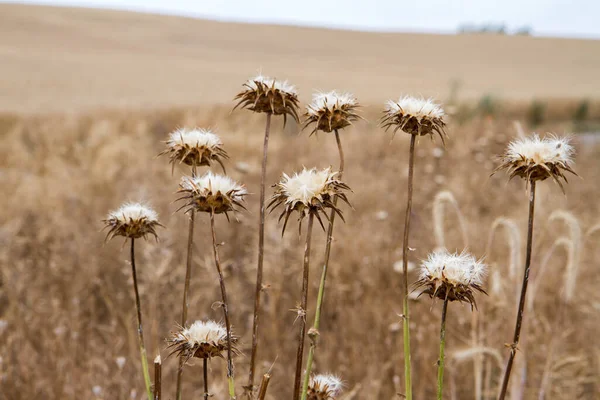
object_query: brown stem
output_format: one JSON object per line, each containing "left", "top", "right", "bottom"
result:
{"left": 176, "top": 164, "right": 197, "bottom": 400}
{"left": 498, "top": 180, "right": 537, "bottom": 400}
{"left": 210, "top": 211, "right": 236, "bottom": 398}
{"left": 400, "top": 134, "right": 416, "bottom": 400}
{"left": 257, "top": 373, "right": 272, "bottom": 400}
{"left": 293, "top": 212, "right": 315, "bottom": 400}
{"left": 154, "top": 355, "right": 162, "bottom": 400}
{"left": 248, "top": 112, "right": 272, "bottom": 396}
{"left": 203, "top": 358, "right": 209, "bottom": 400}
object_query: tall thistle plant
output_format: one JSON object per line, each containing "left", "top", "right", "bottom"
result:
{"left": 268, "top": 167, "right": 351, "bottom": 399}
{"left": 234, "top": 75, "right": 300, "bottom": 397}
{"left": 381, "top": 96, "right": 447, "bottom": 400}
{"left": 159, "top": 127, "right": 228, "bottom": 400}
{"left": 494, "top": 134, "right": 577, "bottom": 399}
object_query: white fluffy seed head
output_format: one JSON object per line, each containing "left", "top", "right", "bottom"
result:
{"left": 104, "top": 202, "right": 162, "bottom": 241}
{"left": 182, "top": 320, "right": 227, "bottom": 346}
{"left": 246, "top": 75, "right": 297, "bottom": 95}
{"left": 420, "top": 250, "right": 486, "bottom": 287}
{"left": 309, "top": 374, "right": 344, "bottom": 398}
{"left": 106, "top": 203, "right": 158, "bottom": 224}
{"left": 306, "top": 91, "right": 358, "bottom": 116}
{"left": 385, "top": 96, "right": 445, "bottom": 120}
{"left": 279, "top": 167, "right": 336, "bottom": 206}
{"left": 166, "top": 128, "right": 223, "bottom": 149}
{"left": 181, "top": 172, "right": 247, "bottom": 199}
{"left": 504, "top": 134, "right": 574, "bottom": 166}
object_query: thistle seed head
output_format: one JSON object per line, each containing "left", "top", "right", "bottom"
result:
{"left": 159, "top": 128, "right": 228, "bottom": 172}
{"left": 494, "top": 134, "right": 576, "bottom": 191}
{"left": 304, "top": 91, "right": 360, "bottom": 134}
{"left": 307, "top": 374, "right": 343, "bottom": 400}
{"left": 103, "top": 203, "right": 162, "bottom": 241}
{"left": 177, "top": 172, "right": 247, "bottom": 216}
{"left": 381, "top": 96, "right": 447, "bottom": 142}
{"left": 234, "top": 75, "right": 300, "bottom": 124}
{"left": 168, "top": 320, "right": 238, "bottom": 363}
{"left": 268, "top": 167, "right": 351, "bottom": 235}
{"left": 415, "top": 250, "right": 487, "bottom": 309}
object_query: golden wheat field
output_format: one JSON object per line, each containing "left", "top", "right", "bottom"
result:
{"left": 1, "top": 4, "right": 600, "bottom": 400}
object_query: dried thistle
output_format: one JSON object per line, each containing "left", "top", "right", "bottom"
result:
{"left": 234, "top": 75, "right": 300, "bottom": 124}
{"left": 304, "top": 91, "right": 360, "bottom": 134}
{"left": 103, "top": 203, "right": 162, "bottom": 241}
{"left": 168, "top": 320, "right": 238, "bottom": 364}
{"left": 268, "top": 167, "right": 351, "bottom": 235}
{"left": 494, "top": 134, "right": 576, "bottom": 192}
{"left": 307, "top": 374, "right": 343, "bottom": 400}
{"left": 159, "top": 128, "right": 228, "bottom": 172}
{"left": 381, "top": 96, "right": 446, "bottom": 142}
{"left": 177, "top": 172, "right": 247, "bottom": 216}
{"left": 415, "top": 250, "right": 487, "bottom": 309}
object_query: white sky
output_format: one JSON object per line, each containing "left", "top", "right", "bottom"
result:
{"left": 7, "top": 0, "right": 600, "bottom": 39}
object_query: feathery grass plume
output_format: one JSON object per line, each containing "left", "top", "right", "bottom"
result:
{"left": 169, "top": 320, "right": 238, "bottom": 400}
{"left": 233, "top": 74, "right": 300, "bottom": 395}
{"left": 177, "top": 172, "right": 247, "bottom": 216}
{"left": 414, "top": 249, "right": 487, "bottom": 400}
{"left": 548, "top": 210, "right": 582, "bottom": 303}
{"left": 268, "top": 167, "right": 351, "bottom": 236}
{"left": 103, "top": 203, "right": 162, "bottom": 242}
{"left": 307, "top": 374, "right": 343, "bottom": 400}
{"left": 381, "top": 96, "right": 447, "bottom": 142}
{"left": 234, "top": 75, "right": 300, "bottom": 125}
{"left": 269, "top": 167, "right": 350, "bottom": 399}
{"left": 495, "top": 133, "right": 577, "bottom": 400}
{"left": 304, "top": 91, "right": 360, "bottom": 135}
{"left": 103, "top": 202, "right": 163, "bottom": 400}
{"left": 486, "top": 217, "right": 522, "bottom": 301}
{"left": 494, "top": 134, "right": 576, "bottom": 192}
{"left": 432, "top": 191, "right": 469, "bottom": 251}
{"left": 380, "top": 96, "right": 447, "bottom": 400}
{"left": 159, "top": 128, "right": 228, "bottom": 173}
{"left": 300, "top": 91, "right": 358, "bottom": 400}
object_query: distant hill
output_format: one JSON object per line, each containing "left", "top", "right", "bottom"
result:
{"left": 1, "top": 4, "right": 600, "bottom": 114}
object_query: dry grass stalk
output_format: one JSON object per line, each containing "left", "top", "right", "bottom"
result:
{"left": 432, "top": 191, "right": 469, "bottom": 251}
{"left": 381, "top": 95, "right": 447, "bottom": 400}
{"left": 257, "top": 373, "right": 271, "bottom": 400}
{"left": 154, "top": 355, "right": 161, "bottom": 400}
{"left": 415, "top": 250, "right": 487, "bottom": 400}
{"left": 234, "top": 74, "right": 300, "bottom": 396}
{"left": 495, "top": 134, "right": 577, "bottom": 400}
{"left": 301, "top": 91, "right": 358, "bottom": 399}
{"left": 269, "top": 167, "right": 351, "bottom": 399}
{"left": 103, "top": 203, "right": 162, "bottom": 400}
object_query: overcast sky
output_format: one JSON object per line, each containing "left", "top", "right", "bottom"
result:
{"left": 8, "top": 0, "right": 600, "bottom": 39}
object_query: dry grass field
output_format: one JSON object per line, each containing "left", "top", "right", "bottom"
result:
{"left": 1, "top": 4, "right": 600, "bottom": 400}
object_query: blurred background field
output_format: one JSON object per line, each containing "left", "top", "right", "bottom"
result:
{"left": 1, "top": 3, "right": 600, "bottom": 400}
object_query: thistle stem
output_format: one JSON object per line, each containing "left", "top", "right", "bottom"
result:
{"left": 176, "top": 165, "right": 197, "bottom": 400}
{"left": 130, "top": 238, "right": 153, "bottom": 400}
{"left": 300, "top": 129, "right": 345, "bottom": 400}
{"left": 437, "top": 297, "right": 449, "bottom": 400}
{"left": 203, "top": 358, "right": 209, "bottom": 400}
{"left": 257, "top": 373, "right": 271, "bottom": 400}
{"left": 293, "top": 213, "right": 315, "bottom": 400}
{"left": 248, "top": 112, "right": 272, "bottom": 396}
{"left": 210, "top": 211, "right": 236, "bottom": 399}
{"left": 401, "top": 134, "right": 416, "bottom": 400}
{"left": 498, "top": 180, "right": 536, "bottom": 400}
{"left": 154, "top": 355, "right": 162, "bottom": 400}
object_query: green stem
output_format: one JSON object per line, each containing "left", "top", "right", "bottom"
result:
{"left": 401, "top": 134, "right": 416, "bottom": 400}
{"left": 210, "top": 211, "right": 236, "bottom": 399}
{"left": 300, "top": 129, "right": 345, "bottom": 400}
{"left": 130, "top": 238, "right": 153, "bottom": 400}
{"left": 437, "top": 297, "right": 449, "bottom": 400}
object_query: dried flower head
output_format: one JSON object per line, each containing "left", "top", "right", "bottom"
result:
{"left": 268, "top": 167, "right": 351, "bottom": 234}
{"left": 159, "top": 128, "right": 228, "bottom": 172}
{"left": 304, "top": 91, "right": 360, "bottom": 134}
{"left": 307, "top": 374, "right": 343, "bottom": 400}
{"left": 494, "top": 134, "right": 576, "bottom": 192}
{"left": 168, "top": 320, "right": 238, "bottom": 363}
{"left": 234, "top": 75, "right": 300, "bottom": 124}
{"left": 177, "top": 172, "right": 247, "bottom": 216}
{"left": 415, "top": 250, "right": 487, "bottom": 309}
{"left": 381, "top": 96, "right": 447, "bottom": 142}
{"left": 103, "top": 203, "right": 162, "bottom": 241}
